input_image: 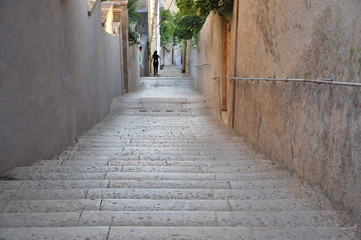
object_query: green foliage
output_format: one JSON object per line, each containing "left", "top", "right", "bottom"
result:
{"left": 173, "top": 11, "right": 206, "bottom": 43}
{"left": 160, "top": 8, "right": 175, "bottom": 50}
{"left": 128, "top": 0, "right": 140, "bottom": 45}
{"left": 171, "top": 0, "right": 233, "bottom": 43}
{"left": 196, "top": 0, "right": 234, "bottom": 19}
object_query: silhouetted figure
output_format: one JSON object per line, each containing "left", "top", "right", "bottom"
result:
{"left": 151, "top": 50, "right": 161, "bottom": 77}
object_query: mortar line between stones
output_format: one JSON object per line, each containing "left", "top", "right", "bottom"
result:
{"left": 99, "top": 199, "right": 104, "bottom": 211}
{"left": 77, "top": 211, "right": 84, "bottom": 227}
{"left": 215, "top": 210, "right": 219, "bottom": 227}
{"left": 227, "top": 199, "right": 232, "bottom": 212}
{"left": 85, "top": 189, "right": 90, "bottom": 199}
{"left": 250, "top": 227, "right": 257, "bottom": 240}
{"left": 105, "top": 227, "right": 111, "bottom": 240}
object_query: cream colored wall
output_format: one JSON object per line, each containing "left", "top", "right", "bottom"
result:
{"left": 193, "top": 0, "right": 361, "bottom": 221}
{"left": 194, "top": 14, "right": 223, "bottom": 116}
{"left": 104, "top": 5, "right": 115, "bottom": 34}
{"left": 128, "top": 45, "right": 141, "bottom": 92}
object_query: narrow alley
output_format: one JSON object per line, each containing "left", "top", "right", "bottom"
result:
{"left": 0, "top": 77, "right": 359, "bottom": 239}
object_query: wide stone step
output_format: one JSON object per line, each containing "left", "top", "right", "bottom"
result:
{"left": 1, "top": 179, "right": 305, "bottom": 191}
{"left": 1, "top": 189, "right": 88, "bottom": 201}
{"left": 3, "top": 199, "right": 101, "bottom": 213}
{"left": 5, "top": 164, "right": 282, "bottom": 175}
{"left": 85, "top": 188, "right": 316, "bottom": 201}
{"left": 78, "top": 210, "right": 357, "bottom": 228}
{"left": 106, "top": 171, "right": 296, "bottom": 181}
{"left": 76, "top": 142, "right": 246, "bottom": 148}
{"left": 32, "top": 158, "right": 271, "bottom": 167}
{"left": 8, "top": 172, "right": 107, "bottom": 181}
{"left": 60, "top": 159, "right": 272, "bottom": 167}
{"left": 0, "top": 212, "right": 81, "bottom": 228}
{"left": 0, "top": 226, "right": 359, "bottom": 240}
{"left": 60, "top": 154, "right": 265, "bottom": 161}
{"left": 3, "top": 198, "right": 327, "bottom": 214}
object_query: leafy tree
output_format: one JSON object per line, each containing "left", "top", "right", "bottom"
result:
{"left": 128, "top": 0, "right": 140, "bottom": 45}
{"left": 160, "top": 8, "right": 175, "bottom": 50}
{"left": 173, "top": 11, "right": 206, "bottom": 43}
{"left": 171, "top": 0, "right": 233, "bottom": 43}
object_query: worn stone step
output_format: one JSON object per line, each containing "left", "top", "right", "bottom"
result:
{"left": 84, "top": 188, "right": 316, "bottom": 201}
{"left": 109, "top": 180, "right": 230, "bottom": 189}
{"left": 79, "top": 210, "right": 356, "bottom": 228}
{"left": 100, "top": 199, "right": 230, "bottom": 212}
{"left": 107, "top": 226, "right": 361, "bottom": 240}
{"left": 0, "top": 181, "right": 23, "bottom": 191}
{"left": 139, "top": 155, "right": 215, "bottom": 161}
{"left": 108, "top": 159, "right": 272, "bottom": 167}
{"left": 26, "top": 166, "right": 121, "bottom": 174}
{"left": 0, "top": 189, "right": 87, "bottom": 201}
{"left": 228, "top": 198, "right": 328, "bottom": 211}
{"left": 19, "top": 180, "right": 109, "bottom": 190}
{"left": 108, "top": 227, "right": 248, "bottom": 239}
{"left": 86, "top": 188, "right": 214, "bottom": 200}
{"left": 34, "top": 160, "right": 63, "bottom": 166}
{"left": 79, "top": 211, "right": 217, "bottom": 227}
{"left": 215, "top": 172, "right": 297, "bottom": 181}
{"left": 14, "top": 172, "right": 106, "bottom": 181}
{"left": 121, "top": 165, "right": 278, "bottom": 173}
{"left": 3, "top": 199, "right": 101, "bottom": 213}
{"left": 99, "top": 198, "right": 325, "bottom": 212}
{"left": 105, "top": 171, "right": 296, "bottom": 181}
{"left": 216, "top": 211, "right": 356, "bottom": 228}
{"left": 202, "top": 165, "right": 280, "bottom": 173}
{"left": 214, "top": 188, "right": 317, "bottom": 200}
{"left": 139, "top": 154, "right": 264, "bottom": 161}
{"left": 229, "top": 179, "right": 305, "bottom": 189}
{"left": 0, "top": 212, "right": 81, "bottom": 228}
{"left": 12, "top": 165, "right": 226, "bottom": 174}
{"left": 3, "top": 179, "right": 305, "bottom": 192}
{"left": 14, "top": 179, "right": 229, "bottom": 190}
{"left": 0, "top": 227, "right": 109, "bottom": 240}
{"left": 66, "top": 155, "right": 139, "bottom": 161}
{"left": 252, "top": 226, "right": 361, "bottom": 240}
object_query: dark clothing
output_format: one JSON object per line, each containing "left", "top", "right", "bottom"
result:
{"left": 153, "top": 54, "right": 160, "bottom": 77}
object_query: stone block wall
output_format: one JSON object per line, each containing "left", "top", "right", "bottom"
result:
{"left": 193, "top": 0, "right": 361, "bottom": 220}
{"left": 0, "top": 0, "right": 123, "bottom": 171}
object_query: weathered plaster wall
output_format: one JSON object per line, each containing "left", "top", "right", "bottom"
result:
{"left": 194, "top": 14, "right": 223, "bottom": 116}
{"left": 193, "top": 0, "right": 361, "bottom": 220}
{"left": 0, "top": 0, "right": 123, "bottom": 171}
{"left": 128, "top": 45, "right": 140, "bottom": 93}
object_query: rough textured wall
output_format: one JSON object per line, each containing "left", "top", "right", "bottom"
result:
{"left": 0, "top": 0, "right": 123, "bottom": 171}
{"left": 193, "top": 0, "right": 361, "bottom": 220}
{"left": 128, "top": 45, "right": 140, "bottom": 93}
{"left": 194, "top": 14, "right": 222, "bottom": 116}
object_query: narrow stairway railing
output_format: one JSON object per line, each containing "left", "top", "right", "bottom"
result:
{"left": 226, "top": 76, "right": 361, "bottom": 128}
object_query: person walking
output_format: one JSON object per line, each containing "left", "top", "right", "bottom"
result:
{"left": 151, "top": 50, "right": 161, "bottom": 77}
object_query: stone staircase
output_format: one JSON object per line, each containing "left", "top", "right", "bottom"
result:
{"left": 0, "top": 77, "right": 360, "bottom": 239}
{"left": 158, "top": 66, "right": 184, "bottom": 77}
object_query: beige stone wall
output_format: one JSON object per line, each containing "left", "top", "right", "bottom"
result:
{"left": 194, "top": 14, "right": 223, "bottom": 117}
{"left": 193, "top": 0, "right": 361, "bottom": 220}
{"left": 0, "top": 1, "right": 123, "bottom": 171}
{"left": 128, "top": 45, "right": 141, "bottom": 93}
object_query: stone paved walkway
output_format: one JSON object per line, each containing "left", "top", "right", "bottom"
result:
{"left": 0, "top": 77, "right": 360, "bottom": 239}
